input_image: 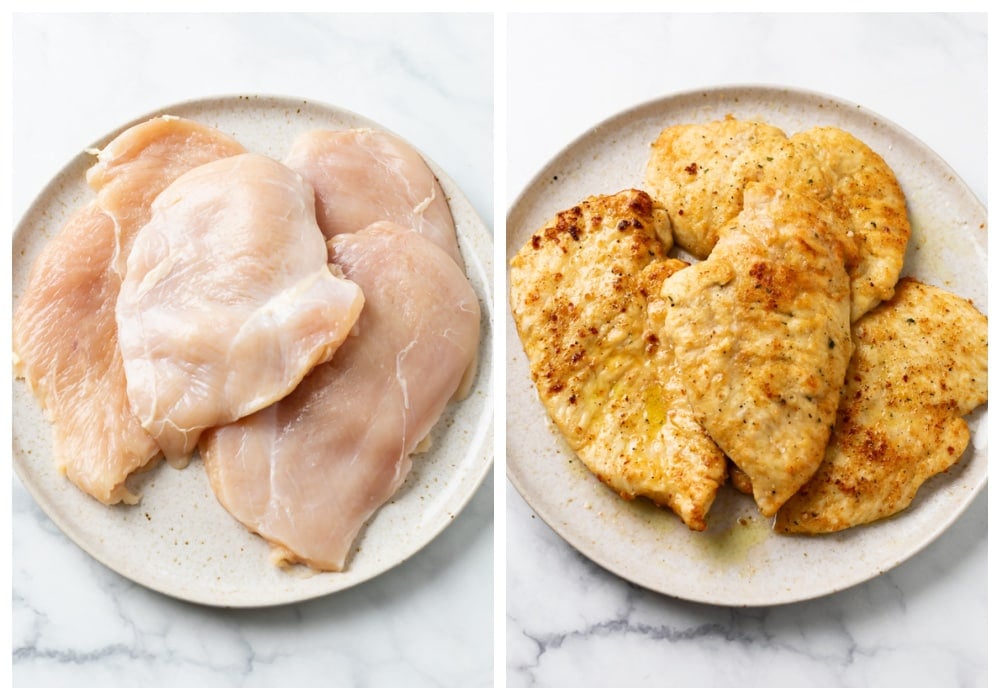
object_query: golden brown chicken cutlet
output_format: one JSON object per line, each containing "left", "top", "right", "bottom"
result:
{"left": 509, "top": 190, "right": 727, "bottom": 531}
{"left": 654, "top": 183, "right": 853, "bottom": 517}
{"left": 513, "top": 114, "right": 983, "bottom": 540}
{"left": 775, "top": 278, "right": 988, "bottom": 533}
{"left": 645, "top": 118, "right": 909, "bottom": 321}
{"left": 644, "top": 117, "right": 787, "bottom": 258}
{"left": 793, "top": 126, "right": 912, "bottom": 321}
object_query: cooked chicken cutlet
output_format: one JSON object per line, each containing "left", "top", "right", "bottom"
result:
{"left": 644, "top": 117, "right": 787, "bottom": 258}
{"left": 655, "top": 183, "right": 852, "bottom": 517}
{"left": 793, "top": 126, "right": 911, "bottom": 321}
{"left": 728, "top": 463, "right": 753, "bottom": 496}
{"left": 509, "top": 190, "right": 727, "bottom": 531}
{"left": 646, "top": 118, "right": 909, "bottom": 321}
{"left": 734, "top": 127, "right": 908, "bottom": 321}
{"left": 775, "top": 278, "right": 988, "bottom": 533}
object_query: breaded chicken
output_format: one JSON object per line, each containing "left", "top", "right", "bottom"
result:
{"left": 509, "top": 190, "right": 727, "bottom": 531}
{"left": 646, "top": 119, "right": 909, "bottom": 321}
{"left": 775, "top": 278, "right": 988, "bottom": 534}
{"left": 655, "top": 183, "right": 853, "bottom": 517}
{"left": 644, "top": 117, "right": 787, "bottom": 258}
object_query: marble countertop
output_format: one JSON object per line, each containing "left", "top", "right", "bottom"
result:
{"left": 9, "top": 9, "right": 991, "bottom": 690}
{"left": 505, "top": 12, "right": 986, "bottom": 688}
{"left": 11, "top": 13, "right": 493, "bottom": 687}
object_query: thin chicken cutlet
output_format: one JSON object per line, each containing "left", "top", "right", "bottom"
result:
{"left": 644, "top": 118, "right": 787, "bottom": 258}
{"left": 775, "top": 278, "right": 988, "bottom": 533}
{"left": 790, "top": 127, "right": 911, "bottom": 321}
{"left": 655, "top": 183, "right": 853, "bottom": 517}
{"left": 509, "top": 190, "right": 727, "bottom": 531}
{"left": 646, "top": 118, "right": 909, "bottom": 321}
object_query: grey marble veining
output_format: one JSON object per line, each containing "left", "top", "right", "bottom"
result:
{"left": 10, "top": 8, "right": 990, "bottom": 689}
{"left": 13, "top": 470, "right": 494, "bottom": 687}
{"left": 507, "top": 485, "right": 986, "bottom": 687}
{"left": 505, "top": 11, "right": 986, "bottom": 688}
{"left": 12, "top": 12, "right": 493, "bottom": 688}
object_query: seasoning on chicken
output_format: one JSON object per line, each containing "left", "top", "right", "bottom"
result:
{"left": 655, "top": 183, "right": 852, "bottom": 517}
{"left": 775, "top": 278, "right": 988, "bottom": 533}
{"left": 792, "top": 126, "right": 912, "bottom": 321}
{"left": 645, "top": 118, "right": 910, "bottom": 321}
{"left": 509, "top": 190, "right": 727, "bottom": 531}
{"left": 644, "top": 117, "right": 787, "bottom": 258}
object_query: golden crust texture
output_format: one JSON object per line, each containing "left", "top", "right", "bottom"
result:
{"left": 644, "top": 117, "right": 787, "bottom": 258}
{"left": 509, "top": 189, "right": 726, "bottom": 531}
{"left": 645, "top": 118, "right": 910, "bottom": 322}
{"left": 775, "top": 278, "right": 988, "bottom": 534}
{"left": 728, "top": 463, "right": 753, "bottom": 496}
{"left": 793, "top": 127, "right": 911, "bottom": 321}
{"left": 655, "top": 183, "right": 853, "bottom": 517}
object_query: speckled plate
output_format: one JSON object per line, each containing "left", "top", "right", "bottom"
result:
{"left": 12, "top": 95, "right": 494, "bottom": 607}
{"left": 506, "top": 85, "right": 987, "bottom": 606}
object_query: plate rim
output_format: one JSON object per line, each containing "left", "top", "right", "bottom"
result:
{"left": 505, "top": 83, "right": 987, "bottom": 607}
{"left": 12, "top": 93, "right": 495, "bottom": 608}
{"left": 506, "top": 83, "right": 986, "bottom": 221}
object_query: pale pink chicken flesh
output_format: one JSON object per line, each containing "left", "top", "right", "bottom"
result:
{"left": 283, "top": 128, "right": 463, "bottom": 266}
{"left": 199, "top": 221, "right": 482, "bottom": 571}
{"left": 116, "top": 152, "right": 365, "bottom": 468}
{"left": 13, "top": 116, "right": 247, "bottom": 504}
{"left": 13, "top": 205, "right": 159, "bottom": 504}
{"left": 284, "top": 128, "right": 478, "bottom": 400}
{"left": 87, "top": 115, "right": 248, "bottom": 277}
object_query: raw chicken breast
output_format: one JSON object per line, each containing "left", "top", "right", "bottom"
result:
{"left": 200, "top": 221, "right": 481, "bottom": 571}
{"left": 285, "top": 127, "right": 478, "bottom": 400}
{"left": 87, "top": 115, "right": 247, "bottom": 275}
{"left": 13, "top": 204, "right": 159, "bottom": 504}
{"left": 283, "top": 128, "right": 463, "bottom": 265}
{"left": 13, "top": 116, "right": 247, "bottom": 504}
{"left": 116, "top": 153, "right": 365, "bottom": 468}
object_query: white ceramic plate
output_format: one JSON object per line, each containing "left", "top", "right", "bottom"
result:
{"left": 506, "top": 85, "right": 987, "bottom": 607}
{"left": 12, "top": 95, "right": 494, "bottom": 608}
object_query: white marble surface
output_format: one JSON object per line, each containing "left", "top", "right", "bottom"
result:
{"left": 11, "top": 13, "right": 493, "bottom": 687}
{"left": 506, "top": 13, "right": 987, "bottom": 687}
